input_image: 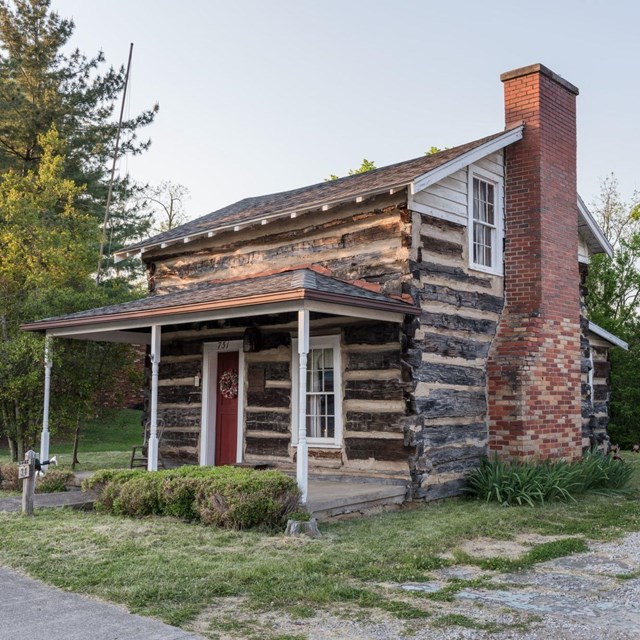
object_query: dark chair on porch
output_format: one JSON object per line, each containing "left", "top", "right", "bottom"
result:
{"left": 130, "top": 418, "right": 167, "bottom": 469}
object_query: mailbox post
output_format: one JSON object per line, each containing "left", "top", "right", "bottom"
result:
{"left": 20, "top": 450, "right": 36, "bottom": 516}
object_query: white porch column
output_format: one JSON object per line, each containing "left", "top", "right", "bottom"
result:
{"left": 296, "top": 309, "right": 310, "bottom": 503}
{"left": 39, "top": 335, "right": 52, "bottom": 466}
{"left": 148, "top": 324, "right": 161, "bottom": 471}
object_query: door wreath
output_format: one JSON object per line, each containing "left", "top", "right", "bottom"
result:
{"left": 219, "top": 369, "right": 239, "bottom": 399}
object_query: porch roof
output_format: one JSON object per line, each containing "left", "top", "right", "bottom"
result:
{"left": 21, "top": 269, "right": 419, "bottom": 341}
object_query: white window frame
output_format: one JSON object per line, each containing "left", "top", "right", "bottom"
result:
{"left": 467, "top": 166, "right": 504, "bottom": 275}
{"left": 292, "top": 334, "right": 343, "bottom": 449}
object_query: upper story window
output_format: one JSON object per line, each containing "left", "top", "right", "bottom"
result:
{"left": 468, "top": 170, "right": 503, "bottom": 274}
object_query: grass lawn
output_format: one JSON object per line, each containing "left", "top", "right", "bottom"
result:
{"left": 0, "top": 455, "right": 639, "bottom": 638}
{"left": 0, "top": 408, "right": 142, "bottom": 471}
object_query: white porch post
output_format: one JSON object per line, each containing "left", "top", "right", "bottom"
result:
{"left": 296, "top": 309, "right": 310, "bottom": 503}
{"left": 39, "top": 334, "right": 52, "bottom": 466}
{"left": 148, "top": 324, "right": 161, "bottom": 471}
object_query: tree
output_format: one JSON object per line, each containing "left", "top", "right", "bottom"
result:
{"left": 0, "top": 128, "right": 140, "bottom": 459}
{"left": 327, "top": 159, "right": 377, "bottom": 181}
{"left": 586, "top": 175, "right": 640, "bottom": 448}
{"left": 142, "top": 181, "right": 191, "bottom": 233}
{"left": 0, "top": 0, "right": 158, "bottom": 266}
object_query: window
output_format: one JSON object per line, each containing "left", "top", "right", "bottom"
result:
{"left": 468, "top": 170, "right": 503, "bottom": 274}
{"left": 292, "top": 335, "right": 342, "bottom": 447}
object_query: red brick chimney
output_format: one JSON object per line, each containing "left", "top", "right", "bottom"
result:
{"left": 487, "top": 64, "right": 582, "bottom": 460}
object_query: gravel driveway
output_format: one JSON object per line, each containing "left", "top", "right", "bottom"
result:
{"left": 243, "top": 532, "right": 640, "bottom": 639}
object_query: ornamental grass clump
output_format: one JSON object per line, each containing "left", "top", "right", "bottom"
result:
{"left": 0, "top": 463, "right": 19, "bottom": 491}
{"left": 83, "top": 465, "right": 301, "bottom": 530}
{"left": 466, "top": 451, "right": 633, "bottom": 506}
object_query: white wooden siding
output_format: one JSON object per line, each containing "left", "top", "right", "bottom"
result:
{"left": 409, "top": 152, "right": 504, "bottom": 228}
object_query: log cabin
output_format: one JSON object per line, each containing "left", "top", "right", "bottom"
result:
{"left": 23, "top": 63, "right": 627, "bottom": 503}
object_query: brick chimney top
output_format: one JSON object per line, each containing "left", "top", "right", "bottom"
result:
{"left": 500, "top": 63, "right": 579, "bottom": 96}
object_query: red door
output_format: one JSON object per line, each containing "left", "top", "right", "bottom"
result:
{"left": 215, "top": 351, "right": 239, "bottom": 465}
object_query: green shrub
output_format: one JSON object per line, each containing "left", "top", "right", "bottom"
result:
{"left": 87, "top": 465, "right": 301, "bottom": 530}
{"left": 0, "top": 463, "right": 20, "bottom": 491}
{"left": 195, "top": 469, "right": 301, "bottom": 530}
{"left": 113, "top": 475, "right": 164, "bottom": 516}
{"left": 467, "top": 452, "right": 633, "bottom": 506}
{"left": 36, "top": 470, "right": 74, "bottom": 493}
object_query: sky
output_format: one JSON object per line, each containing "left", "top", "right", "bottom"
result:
{"left": 59, "top": 0, "right": 640, "bottom": 221}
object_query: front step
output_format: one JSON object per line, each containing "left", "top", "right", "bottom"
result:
{"left": 307, "top": 481, "right": 407, "bottom": 521}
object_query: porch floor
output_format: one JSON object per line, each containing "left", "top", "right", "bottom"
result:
{"left": 306, "top": 479, "right": 407, "bottom": 520}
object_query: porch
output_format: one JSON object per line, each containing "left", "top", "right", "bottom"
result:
{"left": 22, "top": 269, "right": 420, "bottom": 505}
{"left": 0, "top": 475, "right": 408, "bottom": 520}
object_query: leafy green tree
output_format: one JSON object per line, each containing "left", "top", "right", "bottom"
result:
{"left": 327, "top": 158, "right": 377, "bottom": 181}
{"left": 586, "top": 175, "right": 640, "bottom": 448}
{"left": 0, "top": 0, "right": 158, "bottom": 271}
{"left": 0, "top": 129, "right": 140, "bottom": 460}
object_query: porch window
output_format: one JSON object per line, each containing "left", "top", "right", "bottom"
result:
{"left": 468, "top": 169, "right": 503, "bottom": 274}
{"left": 292, "top": 335, "right": 343, "bottom": 447}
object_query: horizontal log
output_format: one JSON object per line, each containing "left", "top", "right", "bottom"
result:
{"left": 593, "top": 385, "right": 609, "bottom": 402}
{"left": 419, "top": 284, "right": 503, "bottom": 314}
{"left": 418, "top": 333, "right": 491, "bottom": 361}
{"left": 417, "top": 389, "right": 486, "bottom": 419}
{"left": 345, "top": 379, "right": 404, "bottom": 401}
{"left": 347, "top": 349, "right": 401, "bottom": 371}
{"left": 247, "top": 361, "right": 290, "bottom": 382}
{"left": 345, "top": 437, "right": 413, "bottom": 462}
{"left": 593, "top": 361, "right": 611, "bottom": 379}
{"left": 245, "top": 436, "right": 290, "bottom": 457}
{"left": 343, "top": 323, "right": 400, "bottom": 346}
{"left": 158, "top": 407, "right": 202, "bottom": 427}
{"left": 420, "top": 311, "right": 497, "bottom": 335}
{"left": 412, "top": 261, "right": 493, "bottom": 289}
{"left": 247, "top": 388, "right": 290, "bottom": 409}
{"left": 415, "top": 363, "right": 485, "bottom": 387}
{"left": 414, "top": 423, "right": 487, "bottom": 447}
{"left": 417, "top": 478, "right": 467, "bottom": 501}
{"left": 158, "top": 386, "right": 202, "bottom": 404}
{"left": 245, "top": 411, "right": 291, "bottom": 433}
{"left": 420, "top": 235, "right": 463, "bottom": 258}
{"left": 345, "top": 411, "right": 405, "bottom": 433}
{"left": 162, "top": 341, "right": 203, "bottom": 357}
{"left": 160, "top": 359, "right": 202, "bottom": 379}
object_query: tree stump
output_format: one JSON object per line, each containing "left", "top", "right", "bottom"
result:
{"left": 285, "top": 517, "right": 321, "bottom": 538}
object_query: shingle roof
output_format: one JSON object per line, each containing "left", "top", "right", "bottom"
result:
{"left": 22, "top": 269, "right": 419, "bottom": 331}
{"left": 118, "top": 128, "right": 518, "bottom": 256}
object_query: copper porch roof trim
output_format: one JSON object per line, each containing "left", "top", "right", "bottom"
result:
{"left": 21, "top": 270, "right": 420, "bottom": 332}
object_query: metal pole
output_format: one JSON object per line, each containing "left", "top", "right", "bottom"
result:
{"left": 96, "top": 42, "right": 134, "bottom": 284}
{"left": 40, "top": 336, "right": 52, "bottom": 467}
{"left": 296, "top": 310, "right": 309, "bottom": 503}
{"left": 148, "top": 325, "right": 161, "bottom": 471}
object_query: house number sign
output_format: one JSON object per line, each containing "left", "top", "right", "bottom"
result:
{"left": 18, "top": 463, "right": 32, "bottom": 479}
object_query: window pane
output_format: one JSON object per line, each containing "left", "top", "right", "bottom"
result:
{"left": 302, "top": 344, "right": 337, "bottom": 439}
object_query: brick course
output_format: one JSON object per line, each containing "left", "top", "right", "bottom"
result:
{"left": 487, "top": 65, "right": 582, "bottom": 460}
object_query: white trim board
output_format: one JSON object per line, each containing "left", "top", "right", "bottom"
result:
{"left": 588, "top": 322, "right": 628, "bottom": 351}
{"left": 200, "top": 340, "right": 245, "bottom": 466}
{"left": 411, "top": 126, "right": 523, "bottom": 194}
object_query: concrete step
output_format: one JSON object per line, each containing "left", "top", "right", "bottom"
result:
{"left": 306, "top": 481, "right": 407, "bottom": 521}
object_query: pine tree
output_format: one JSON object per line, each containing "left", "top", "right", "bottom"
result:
{"left": 0, "top": 0, "right": 158, "bottom": 266}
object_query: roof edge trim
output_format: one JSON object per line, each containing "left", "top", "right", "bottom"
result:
{"left": 578, "top": 195, "right": 613, "bottom": 258}
{"left": 588, "top": 321, "right": 628, "bottom": 351}
{"left": 412, "top": 125, "right": 524, "bottom": 193}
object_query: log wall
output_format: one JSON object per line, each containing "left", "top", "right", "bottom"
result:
{"left": 406, "top": 157, "right": 505, "bottom": 500}
{"left": 144, "top": 192, "right": 411, "bottom": 297}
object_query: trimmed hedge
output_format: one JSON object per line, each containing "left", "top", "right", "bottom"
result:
{"left": 0, "top": 463, "right": 19, "bottom": 491}
{"left": 83, "top": 466, "right": 301, "bottom": 530}
{"left": 36, "top": 470, "right": 74, "bottom": 493}
{"left": 466, "top": 451, "right": 633, "bottom": 506}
